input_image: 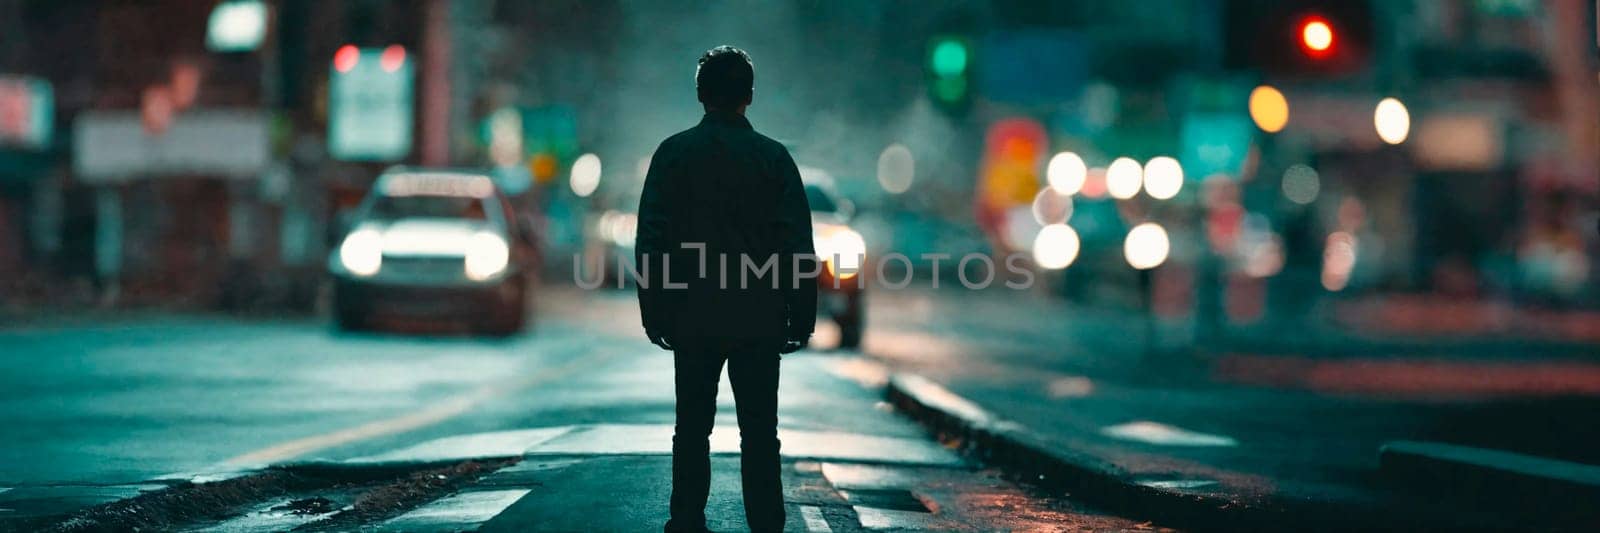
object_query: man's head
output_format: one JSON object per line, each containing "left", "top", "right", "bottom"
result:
{"left": 696, "top": 45, "right": 754, "bottom": 112}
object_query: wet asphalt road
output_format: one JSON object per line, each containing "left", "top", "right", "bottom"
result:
{"left": 0, "top": 288, "right": 1149, "bottom": 530}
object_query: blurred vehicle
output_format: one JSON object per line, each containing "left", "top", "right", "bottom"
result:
{"left": 585, "top": 166, "right": 867, "bottom": 348}
{"left": 591, "top": 189, "right": 640, "bottom": 287}
{"left": 804, "top": 168, "right": 867, "bottom": 349}
{"left": 328, "top": 168, "right": 539, "bottom": 335}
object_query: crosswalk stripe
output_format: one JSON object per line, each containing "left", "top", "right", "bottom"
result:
{"left": 800, "top": 505, "right": 832, "bottom": 532}
{"left": 378, "top": 489, "right": 531, "bottom": 532}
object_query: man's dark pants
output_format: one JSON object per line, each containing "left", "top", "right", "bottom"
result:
{"left": 667, "top": 340, "right": 783, "bottom": 532}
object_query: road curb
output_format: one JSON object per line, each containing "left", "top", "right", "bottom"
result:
{"left": 880, "top": 372, "right": 1550, "bottom": 531}
{"left": 1380, "top": 440, "right": 1600, "bottom": 521}
{"left": 883, "top": 373, "right": 1292, "bottom": 532}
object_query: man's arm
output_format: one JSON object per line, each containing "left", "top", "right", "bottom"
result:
{"left": 635, "top": 142, "right": 677, "bottom": 345}
{"left": 776, "top": 150, "right": 817, "bottom": 341}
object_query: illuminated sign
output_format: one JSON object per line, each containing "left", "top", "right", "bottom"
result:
{"left": 0, "top": 76, "right": 52, "bottom": 150}
{"left": 329, "top": 46, "right": 414, "bottom": 162}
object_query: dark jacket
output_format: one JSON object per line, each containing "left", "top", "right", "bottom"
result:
{"left": 635, "top": 111, "right": 818, "bottom": 344}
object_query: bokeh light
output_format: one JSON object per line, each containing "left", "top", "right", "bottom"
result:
{"left": 1031, "top": 187, "right": 1073, "bottom": 225}
{"left": 1124, "top": 222, "right": 1170, "bottom": 270}
{"left": 1033, "top": 224, "right": 1080, "bottom": 270}
{"left": 1249, "top": 85, "right": 1289, "bottom": 133}
{"left": 380, "top": 45, "right": 406, "bottom": 72}
{"left": 1282, "top": 164, "right": 1320, "bottom": 205}
{"left": 333, "top": 44, "right": 359, "bottom": 73}
{"left": 1322, "top": 231, "right": 1358, "bottom": 290}
{"left": 877, "top": 144, "right": 915, "bottom": 194}
{"left": 1105, "top": 157, "right": 1143, "bottom": 200}
{"left": 1374, "top": 97, "right": 1410, "bottom": 145}
{"left": 1142, "top": 156, "right": 1183, "bottom": 200}
{"left": 570, "top": 153, "right": 602, "bottom": 197}
{"left": 1046, "top": 151, "right": 1087, "bottom": 195}
{"left": 1301, "top": 18, "right": 1334, "bottom": 53}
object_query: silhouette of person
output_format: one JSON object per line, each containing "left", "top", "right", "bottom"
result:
{"left": 636, "top": 45, "right": 817, "bottom": 532}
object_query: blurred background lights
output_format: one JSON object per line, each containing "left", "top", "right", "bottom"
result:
{"left": 1081, "top": 167, "right": 1108, "bottom": 199}
{"left": 1105, "top": 157, "right": 1143, "bottom": 200}
{"left": 1032, "top": 224, "right": 1080, "bottom": 270}
{"left": 333, "top": 45, "right": 360, "bottom": 73}
{"left": 1248, "top": 85, "right": 1289, "bottom": 133}
{"left": 570, "top": 153, "right": 602, "bottom": 197}
{"left": 1124, "top": 222, "right": 1170, "bottom": 270}
{"left": 1002, "top": 207, "right": 1042, "bottom": 252}
{"left": 380, "top": 45, "right": 407, "bottom": 73}
{"left": 1046, "top": 151, "right": 1087, "bottom": 195}
{"left": 1031, "top": 187, "right": 1073, "bottom": 225}
{"left": 1322, "top": 231, "right": 1358, "bottom": 290}
{"left": 206, "top": 0, "right": 267, "bottom": 52}
{"left": 1282, "top": 164, "right": 1320, "bottom": 205}
{"left": 877, "top": 144, "right": 915, "bottom": 194}
{"left": 1301, "top": 17, "right": 1334, "bottom": 52}
{"left": 487, "top": 108, "right": 522, "bottom": 167}
{"left": 1142, "top": 156, "right": 1183, "bottom": 200}
{"left": 1374, "top": 97, "right": 1410, "bottom": 144}
{"left": 930, "top": 39, "right": 968, "bottom": 78}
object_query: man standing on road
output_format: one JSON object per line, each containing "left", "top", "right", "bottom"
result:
{"left": 635, "top": 45, "right": 817, "bottom": 532}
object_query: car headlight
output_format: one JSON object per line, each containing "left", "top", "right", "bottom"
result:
{"left": 815, "top": 226, "right": 865, "bottom": 279}
{"left": 464, "top": 232, "right": 510, "bottom": 281}
{"left": 339, "top": 229, "right": 384, "bottom": 277}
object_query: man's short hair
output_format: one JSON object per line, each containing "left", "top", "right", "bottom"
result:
{"left": 696, "top": 46, "right": 754, "bottom": 109}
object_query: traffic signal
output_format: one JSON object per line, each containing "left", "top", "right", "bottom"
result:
{"left": 1297, "top": 15, "right": 1335, "bottom": 59}
{"left": 927, "top": 36, "right": 971, "bottom": 111}
{"left": 1223, "top": 0, "right": 1371, "bottom": 77}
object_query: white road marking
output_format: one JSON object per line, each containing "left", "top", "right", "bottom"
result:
{"left": 334, "top": 423, "right": 963, "bottom": 466}
{"left": 378, "top": 489, "right": 530, "bottom": 531}
{"left": 346, "top": 427, "right": 573, "bottom": 464}
{"left": 854, "top": 506, "right": 938, "bottom": 530}
{"left": 800, "top": 505, "right": 832, "bottom": 532}
{"left": 510, "top": 424, "right": 962, "bottom": 466}
{"left": 1100, "top": 421, "right": 1238, "bottom": 447}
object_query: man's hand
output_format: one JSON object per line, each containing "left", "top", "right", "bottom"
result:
{"left": 648, "top": 332, "right": 674, "bottom": 351}
{"left": 780, "top": 335, "right": 809, "bottom": 354}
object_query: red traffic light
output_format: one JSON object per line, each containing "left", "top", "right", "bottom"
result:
{"left": 1298, "top": 15, "right": 1336, "bottom": 59}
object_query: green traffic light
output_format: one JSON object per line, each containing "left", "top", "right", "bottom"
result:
{"left": 930, "top": 39, "right": 968, "bottom": 78}
{"left": 933, "top": 76, "right": 967, "bottom": 104}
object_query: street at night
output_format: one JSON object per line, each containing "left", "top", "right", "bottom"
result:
{"left": 2, "top": 0, "right": 1599, "bottom": 531}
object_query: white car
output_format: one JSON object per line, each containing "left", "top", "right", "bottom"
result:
{"left": 328, "top": 168, "right": 539, "bottom": 335}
